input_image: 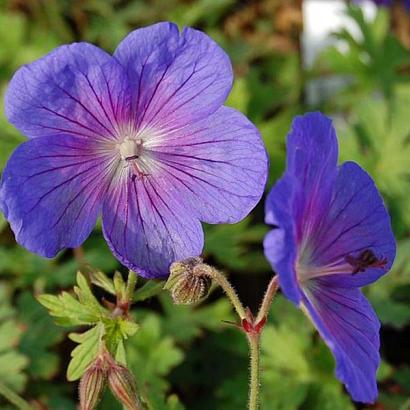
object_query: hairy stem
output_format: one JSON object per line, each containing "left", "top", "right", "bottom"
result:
{"left": 256, "top": 276, "right": 279, "bottom": 323}
{"left": 203, "top": 267, "right": 279, "bottom": 410}
{"left": 0, "top": 382, "right": 32, "bottom": 410}
{"left": 204, "top": 266, "right": 246, "bottom": 319}
{"left": 247, "top": 334, "right": 260, "bottom": 410}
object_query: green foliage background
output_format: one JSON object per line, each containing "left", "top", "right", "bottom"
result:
{"left": 0, "top": 0, "right": 409, "bottom": 409}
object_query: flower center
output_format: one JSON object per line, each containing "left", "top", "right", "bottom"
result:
{"left": 296, "top": 248, "right": 388, "bottom": 282}
{"left": 116, "top": 136, "right": 149, "bottom": 181}
{"left": 118, "top": 136, "right": 144, "bottom": 161}
{"left": 113, "top": 126, "right": 163, "bottom": 181}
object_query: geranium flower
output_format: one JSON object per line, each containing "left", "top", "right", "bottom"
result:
{"left": 0, "top": 22, "right": 268, "bottom": 278}
{"left": 263, "top": 112, "right": 396, "bottom": 402}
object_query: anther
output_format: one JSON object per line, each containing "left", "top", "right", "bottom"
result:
{"left": 345, "top": 249, "right": 388, "bottom": 274}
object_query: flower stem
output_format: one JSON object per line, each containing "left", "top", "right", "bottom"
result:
{"left": 0, "top": 382, "right": 32, "bottom": 410}
{"left": 73, "top": 246, "right": 86, "bottom": 268}
{"left": 247, "top": 334, "right": 260, "bottom": 410}
{"left": 203, "top": 268, "right": 279, "bottom": 410}
{"left": 203, "top": 266, "right": 246, "bottom": 319}
{"left": 256, "top": 276, "right": 279, "bottom": 323}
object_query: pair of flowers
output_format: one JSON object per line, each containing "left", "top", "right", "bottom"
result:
{"left": 0, "top": 22, "right": 395, "bottom": 403}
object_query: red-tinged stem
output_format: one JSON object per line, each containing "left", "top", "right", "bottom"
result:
{"left": 256, "top": 276, "right": 279, "bottom": 324}
{"left": 204, "top": 268, "right": 280, "bottom": 410}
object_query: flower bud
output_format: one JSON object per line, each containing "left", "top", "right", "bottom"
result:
{"left": 108, "top": 363, "right": 141, "bottom": 410}
{"left": 164, "top": 257, "right": 212, "bottom": 304}
{"left": 79, "top": 358, "right": 107, "bottom": 410}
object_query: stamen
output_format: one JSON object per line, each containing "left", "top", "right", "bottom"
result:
{"left": 129, "top": 161, "right": 149, "bottom": 181}
{"left": 117, "top": 136, "right": 150, "bottom": 181}
{"left": 297, "top": 249, "right": 388, "bottom": 282}
{"left": 114, "top": 126, "right": 163, "bottom": 182}
{"left": 297, "top": 258, "right": 352, "bottom": 282}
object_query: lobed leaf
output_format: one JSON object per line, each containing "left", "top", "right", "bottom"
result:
{"left": 67, "top": 323, "right": 105, "bottom": 381}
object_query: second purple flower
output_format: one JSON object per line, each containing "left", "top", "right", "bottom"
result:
{"left": 264, "top": 112, "right": 396, "bottom": 403}
{"left": 0, "top": 22, "right": 268, "bottom": 278}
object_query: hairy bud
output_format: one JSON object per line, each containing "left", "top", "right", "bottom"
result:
{"left": 164, "top": 257, "right": 212, "bottom": 304}
{"left": 108, "top": 363, "right": 141, "bottom": 410}
{"left": 79, "top": 358, "right": 107, "bottom": 410}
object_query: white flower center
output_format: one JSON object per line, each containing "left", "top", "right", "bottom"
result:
{"left": 114, "top": 126, "right": 164, "bottom": 181}
{"left": 118, "top": 136, "right": 144, "bottom": 161}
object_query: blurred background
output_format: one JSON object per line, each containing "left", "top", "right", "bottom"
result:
{"left": 0, "top": 0, "right": 409, "bottom": 409}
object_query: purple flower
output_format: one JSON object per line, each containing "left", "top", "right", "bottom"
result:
{"left": 0, "top": 22, "right": 268, "bottom": 278}
{"left": 355, "top": 0, "right": 410, "bottom": 11}
{"left": 354, "top": 0, "right": 392, "bottom": 7}
{"left": 369, "top": 0, "right": 394, "bottom": 6}
{"left": 263, "top": 112, "right": 396, "bottom": 403}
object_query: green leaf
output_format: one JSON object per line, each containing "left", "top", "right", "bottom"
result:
{"left": 115, "top": 340, "right": 127, "bottom": 366}
{"left": 90, "top": 270, "right": 116, "bottom": 295}
{"left": 257, "top": 296, "right": 352, "bottom": 409}
{"left": 0, "top": 213, "right": 6, "bottom": 232}
{"left": 378, "top": 360, "right": 394, "bottom": 382}
{"left": 99, "top": 308, "right": 186, "bottom": 409}
{"left": 17, "top": 292, "right": 63, "bottom": 379}
{"left": 74, "top": 271, "right": 103, "bottom": 312}
{"left": 67, "top": 323, "right": 104, "bottom": 381}
{"left": 371, "top": 8, "right": 389, "bottom": 46}
{"left": 368, "top": 239, "right": 410, "bottom": 328}
{"left": 338, "top": 89, "right": 410, "bottom": 236}
{"left": 0, "top": 320, "right": 21, "bottom": 353}
{"left": 113, "top": 271, "right": 126, "bottom": 299}
{"left": 37, "top": 271, "right": 109, "bottom": 327}
{"left": 37, "top": 292, "right": 101, "bottom": 327}
{"left": 160, "top": 294, "right": 235, "bottom": 343}
{"left": 133, "top": 280, "right": 164, "bottom": 302}
{"left": 225, "top": 77, "right": 249, "bottom": 113}
{"left": 126, "top": 314, "right": 184, "bottom": 386}
{"left": 104, "top": 317, "right": 139, "bottom": 353}
{"left": 204, "top": 218, "right": 269, "bottom": 272}
{"left": 313, "top": 5, "right": 409, "bottom": 105}
{"left": 142, "top": 386, "right": 186, "bottom": 410}
{"left": 0, "top": 284, "right": 28, "bottom": 392}
{"left": 165, "top": 395, "right": 185, "bottom": 410}
{"left": 261, "top": 325, "right": 310, "bottom": 381}
{"left": 125, "top": 270, "right": 138, "bottom": 301}
{"left": 302, "top": 383, "right": 354, "bottom": 410}
{"left": 0, "top": 351, "right": 29, "bottom": 391}
{"left": 169, "top": 0, "right": 234, "bottom": 27}
{"left": 37, "top": 268, "right": 141, "bottom": 385}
